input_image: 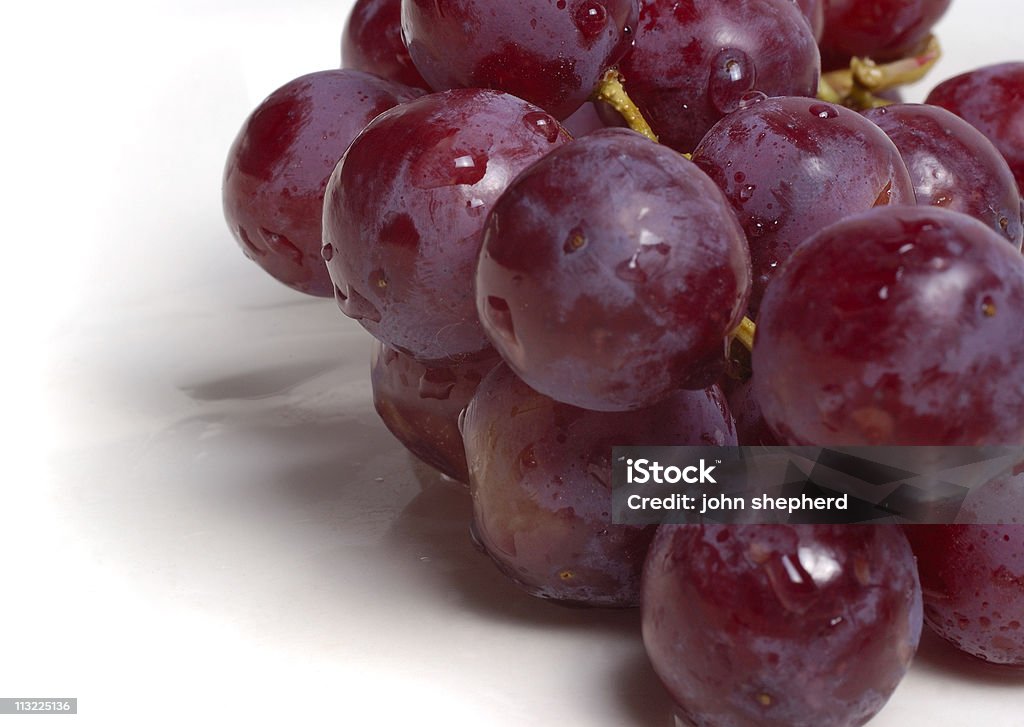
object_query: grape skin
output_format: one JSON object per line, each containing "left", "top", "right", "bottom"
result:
{"left": 642, "top": 524, "right": 922, "bottom": 727}
{"left": 223, "top": 70, "right": 421, "bottom": 296}
{"left": 322, "top": 89, "right": 570, "bottom": 363}
{"left": 371, "top": 341, "right": 499, "bottom": 483}
{"left": 863, "top": 103, "right": 1023, "bottom": 249}
{"left": 401, "top": 0, "right": 638, "bottom": 120}
{"left": 342, "top": 0, "right": 429, "bottom": 89}
{"left": 617, "top": 0, "right": 820, "bottom": 152}
{"left": 476, "top": 128, "right": 751, "bottom": 412}
{"left": 462, "top": 364, "right": 736, "bottom": 607}
{"left": 927, "top": 62, "right": 1024, "bottom": 194}
{"left": 753, "top": 206, "right": 1024, "bottom": 447}
{"left": 905, "top": 473, "right": 1024, "bottom": 667}
{"left": 692, "top": 96, "right": 915, "bottom": 315}
{"left": 819, "top": 0, "right": 951, "bottom": 70}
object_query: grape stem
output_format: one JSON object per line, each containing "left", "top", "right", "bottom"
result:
{"left": 820, "top": 35, "right": 942, "bottom": 110}
{"left": 731, "top": 316, "right": 756, "bottom": 353}
{"left": 592, "top": 70, "right": 659, "bottom": 143}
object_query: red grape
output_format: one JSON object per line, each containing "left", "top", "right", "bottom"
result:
{"left": 863, "top": 103, "right": 1023, "bottom": 249}
{"left": 342, "top": 0, "right": 429, "bottom": 89}
{"left": 905, "top": 473, "right": 1024, "bottom": 667}
{"left": 462, "top": 363, "right": 736, "bottom": 606}
{"left": 371, "top": 341, "right": 499, "bottom": 483}
{"left": 322, "top": 89, "right": 570, "bottom": 363}
{"left": 642, "top": 524, "right": 922, "bottom": 727}
{"left": 223, "top": 70, "right": 421, "bottom": 296}
{"left": 401, "top": 0, "right": 638, "bottom": 120}
{"left": 476, "top": 128, "right": 751, "bottom": 411}
{"left": 819, "top": 0, "right": 951, "bottom": 70}
{"left": 692, "top": 96, "right": 915, "bottom": 315}
{"left": 753, "top": 206, "right": 1024, "bottom": 446}
{"left": 927, "top": 62, "right": 1024, "bottom": 194}
{"left": 617, "top": 0, "right": 820, "bottom": 152}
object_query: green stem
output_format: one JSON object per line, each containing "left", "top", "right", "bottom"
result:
{"left": 592, "top": 70, "right": 659, "bottom": 143}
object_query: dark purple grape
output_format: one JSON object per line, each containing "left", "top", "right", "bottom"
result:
{"left": 561, "top": 101, "right": 612, "bottom": 138}
{"left": 863, "top": 103, "right": 1023, "bottom": 249}
{"left": 371, "top": 341, "right": 499, "bottom": 483}
{"left": 753, "top": 206, "right": 1024, "bottom": 446}
{"left": 692, "top": 96, "right": 915, "bottom": 315}
{"left": 475, "top": 128, "right": 751, "bottom": 412}
{"left": 726, "top": 378, "right": 780, "bottom": 447}
{"left": 642, "top": 524, "right": 922, "bottom": 726}
{"left": 927, "top": 63, "right": 1024, "bottom": 194}
{"left": 792, "top": 0, "right": 824, "bottom": 41}
{"left": 819, "top": 0, "right": 951, "bottom": 70}
{"left": 462, "top": 363, "right": 736, "bottom": 606}
{"left": 322, "top": 89, "right": 570, "bottom": 363}
{"left": 223, "top": 70, "right": 421, "bottom": 296}
{"left": 617, "top": 0, "right": 820, "bottom": 152}
{"left": 401, "top": 0, "right": 638, "bottom": 120}
{"left": 904, "top": 473, "right": 1024, "bottom": 667}
{"left": 342, "top": 0, "right": 429, "bottom": 89}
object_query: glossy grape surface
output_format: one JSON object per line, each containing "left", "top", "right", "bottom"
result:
{"left": 863, "top": 103, "right": 1023, "bottom": 249}
{"left": 476, "top": 128, "right": 751, "bottom": 411}
{"left": 462, "top": 364, "right": 736, "bottom": 606}
{"left": 342, "top": 0, "right": 429, "bottom": 89}
{"left": 726, "top": 378, "right": 780, "bottom": 447}
{"left": 692, "top": 97, "right": 914, "bottom": 314}
{"left": 819, "top": 0, "right": 951, "bottom": 70}
{"left": 617, "top": 0, "right": 820, "bottom": 152}
{"left": 905, "top": 473, "right": 1024, "bottom": 666}
{"left": 643, "top": 524, "right": 921, "bottom": 727}
{"left": 323, "top": 89, "right": 569, "bottom": 363}
{"left": 753, "top": 206, "right": 1024, "bottom": 446}
{"left": 927, "top": 62, "right": 1024, "bottom": 193}
{"left": 371, "top": 341, "right": 498, "bottom": 483}
{"left": 401, "top": 0, "right": 638, "bottom": 120}
{"left": 793, "top": 0, "right": 823, "bottom": 40}
{"left": 223, "top": 70, "right": 421, "bottom": 296}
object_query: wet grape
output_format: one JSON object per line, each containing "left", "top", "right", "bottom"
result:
{"left": 753, "top": 206, "right": 1024, "bottom": 446}
{"left": 223, "top": 70, "right": 421, "bottom": 296}
{"left": 819, "top": 0, "right": 951, "bottom": 70}
{"left": 401, "top": 0, "right": 638, "bottom": 120}
{"left": 616, "top": 0, "right": 820, "bottom": 152}
{"left": 462, "top": 364, "right": 736, "bottom": 606}
{"left": 905, "top": 473, "right": 1024, "bottom": 667}
{"left": 642, "top": 524, "right": 922, "bottom": 727}
{"left": 692, "top": 96, "right": 915, "bottom": 315}
{"left": 476, "top": 128, "right": 751, "bottom": 411}
{"left": 927, "top": 62, "right": 1024, "bottom": 194}
{"left": 371, "top": 341, "right": 499, "bottom": 483}
{"left": 342, "top": 0, "right": 429, "bottom": 89}
{"left": 323, "top": 89, "right": 570, "bottom": 363}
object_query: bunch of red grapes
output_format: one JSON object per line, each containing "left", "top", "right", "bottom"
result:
{"left": 223, "top": 0, "right": 1024, "bottom": 723}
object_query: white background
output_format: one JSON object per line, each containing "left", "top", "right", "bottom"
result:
{"left": 3, "top": 1, "right": 1023, "bottom": 725}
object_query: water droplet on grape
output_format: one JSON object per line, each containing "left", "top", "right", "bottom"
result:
{"left": 809, "top": 103, "right": 839, "bottom": 120}
{"left": 739, "top": 184, "right": 756, "bottom": 202}
{"left": 574, "top": 1, "right": 608, "bottom": 38}
{"left": 321, "top": 243, "right": 334, "bottom": 261}
{"left": 708, "top": 49, "right": 756, "bottom": 115}
{"left": 738, "top": 91, "right": 768, "bottom": 110}
{"left": 615, "top": 252, "right": 647, "bottom": 283}
{"left": 556, "top": 0, "right": 566, "bottom": 9}
{"left": 518, "top": 444, "right": 538, "bottom": 471}
{"left": 523, "top": 111, "right": 561, "bottom": 143}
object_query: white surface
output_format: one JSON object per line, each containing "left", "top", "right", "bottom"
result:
{"left": 4, "top": 1, "right": 1023, "bottom": 725}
